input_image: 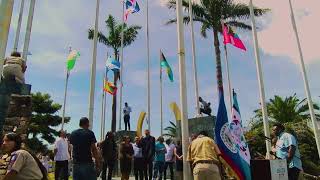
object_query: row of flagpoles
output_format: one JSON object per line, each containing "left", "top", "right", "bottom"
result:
{"left": 0, "top": 0, "right": 35, "bottom": 83}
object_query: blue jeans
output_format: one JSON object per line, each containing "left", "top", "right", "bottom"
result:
{"left": 153, "top": 161, "right": 165, "bottom": 180}
{"left": 72, "top": 163, "right": 96, "bottom": 180}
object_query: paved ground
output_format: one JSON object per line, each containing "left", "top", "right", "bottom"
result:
{"left": 98, "top": 177, "right": 135, "bottom": 180}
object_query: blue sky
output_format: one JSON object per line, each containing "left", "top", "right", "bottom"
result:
{"left": 4, "top": 0, "right": 320, "bottom": 141}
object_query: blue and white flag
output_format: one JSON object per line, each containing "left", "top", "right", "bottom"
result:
{"left": 230, "top": 90, "right": 251, "bottom": 179}
{"left": 106, "top": 56, "right": 120, "bottom": 74}
{"left": 215, "top": 89, "right": 245, "bottom": 180}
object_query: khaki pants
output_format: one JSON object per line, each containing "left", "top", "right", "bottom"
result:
{"left": 193, "top": 163, "right": 221, "bottom": 180}
{"left": 2, "top": 64, "right": 25, "bottom": 83}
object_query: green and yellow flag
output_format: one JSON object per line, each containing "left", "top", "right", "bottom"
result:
{"left": 66, "top": 50, "right": 80, "bottom": 71}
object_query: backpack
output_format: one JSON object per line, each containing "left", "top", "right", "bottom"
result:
{"left": 30, "top": 153, "right": 48, "bottom": 180}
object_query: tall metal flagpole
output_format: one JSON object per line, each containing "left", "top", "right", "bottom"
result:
{"left": 102, "top": 86, "right": 107, "bottom": 138}
{"left": 176, "top": 0, "right": 191, "bottom": 179}
{"left": 101, "top": 52, "right": 109, "bottom": 140}
{"left": 13, "top": 0, "right": 25, "bottom": 52}
{"left": 223, "top": 44, "right": 233, "bottom": 115}
{"left": 249, "top": 0, "right": 271, "bottom": 158}
{"left": 288, "top": 0, "right": 320, "bottom": 159}
{"left": 119, "top": 1, "right": 125, "bottom": 131}
{"left": 146, "top": 0, "right": 151, "bottom": 131}
{"left": 61, "top": 47, "right": 72, "bottom": 130}
{"left": 100, "top": 74, "right": 106, "bottom": 141}
{"left": 0, "top": 0, "right": 14, "bottom": 82}
{"left": 160, "top": 52, "right": 163, "bottom": 136}
{"left": 103, "top": 95, "right": 107, "bottom": 138}
{"left": 22, "top": 0, "right": 36, "bottom": 61}
{"left": 88, "top": 0, "right": 100, "bottom": 130}
{"left": 189, "top": 0, "right": 200, "bottom": 116}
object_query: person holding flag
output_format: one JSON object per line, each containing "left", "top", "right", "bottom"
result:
{"left": 187, "top": 131, "right": 222, "bottom": 180}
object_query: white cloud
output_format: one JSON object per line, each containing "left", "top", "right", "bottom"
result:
{"left": 236, "top": 0, "right": 320, "bottom": 64}
{"left": 160, "top": 0, "right": 320, "bottom": 64}
{"left": 30, "top": 51, "right": 65, "bottom": 68}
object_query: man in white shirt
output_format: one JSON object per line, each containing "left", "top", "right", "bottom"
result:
{"left": 54, "top": 130, "right": 70, "bottom": 180}
{"left": 123, "top": 102, "right": 132, "bottom": 131}
{"left": 133, "top": 136, "right": 144, "bottom": 180}
{"left": 164, "top": 139, "right": 175, "bottom": 180}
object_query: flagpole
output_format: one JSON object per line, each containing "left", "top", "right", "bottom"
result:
{"left": 249, "top": 0, "right": 271, "bottom": 158}
{"left": 146, "top": 0, "right": 151, "bottom": 131}
{"left": 160, "top": 54, "right": 163, "bottom": 136}
{"left": 13, "top": 0, "right": 25, "bottom": 52}
{"left": 100, "top": 74, "right": 106, "bottom": 141}
{"left": 189, "top": 0, "right": 200, "bottom": 116}
{"left": 102, "top": 87, "right": 107, "bottom": 138}
{"left": 88, "top": 0, "right": 100, "bottom": 130}
{"left": 288, "top": 0, "right": 320, "bottom": 159}
{"left": 22, "top": 0, "right": 36, "bottom": 62}
{"left": 223, "top": 44, "right": 233, "bottom": 115}
{"left": 0, "top": 0, "right": 15, "bottom": 83}
{"left": 61, "top": 47, "right": 72, "bottom": 130}
{"left": 119, "top": 1, "right": 125, "bottom": 131}
{"left": 176, "top": 0, "right": 191, "bottom": 179}
{"left": 102, "top": 52, "right": 109, "bottom": 140}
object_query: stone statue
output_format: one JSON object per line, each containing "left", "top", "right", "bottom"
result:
{"left": 2, "top": 52, "right": 26, "bottom": 83}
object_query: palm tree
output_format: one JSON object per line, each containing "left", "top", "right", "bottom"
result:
{"left": 163, "top": 121, "right": 177, "bottom": 138}
{"left": 254, "top": 94, "right": 320, "bottom": 124}
{"left": 88, "top": 15, "right": 141, "bottom": 132}
{"left": 249, "top": 95, "right": 320, "bottom": 175}
{"left": 166, "top": 0, "right": 268, "bottom": 91}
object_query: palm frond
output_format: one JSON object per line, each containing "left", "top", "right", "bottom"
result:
{"left": 225, "top": 3, "right": 269, "bottom": 20}
{"left": 169, "top": 121, "right": 176, "bottom": 127}
{"left": 225, "top": 21, "right": 252, "bottom": 30}
{"left": 123, "top": 25, "right": 142, "bottom": 47}
{"left": 200, "top": 22, "right": 211, "bottom": 38}
{"left": 106, "top": 15, "right": 116, "bottom": 36}
{"left": 88, "top": 29, "right": 111, "bottom": 46}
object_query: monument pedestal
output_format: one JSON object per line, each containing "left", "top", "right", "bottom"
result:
{"left": 0, "top": 80, "right": 31, "bottom": 136}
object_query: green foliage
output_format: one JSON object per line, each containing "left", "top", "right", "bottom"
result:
{"left": 26, "top": 92, "right": 69, "bottom": 153}
{"left": 163, "top": 121, "right": 177, "bottom": 138}
{"left": 88, "top": 15, "right": 141, "bottom": 59}
{"left": 254, "top": 94, "right": 320, "bottom": 123}
{"left": 166, "top": 0, "right": 268, "bottom": 34}
{"left": 247, "top": 95, "right": 320, "bottom": 176}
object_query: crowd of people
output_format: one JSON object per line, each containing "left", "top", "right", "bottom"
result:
{"left": 53, "top": 117, "right": 188, "bottom": 180}
{"left": 0, "top": 116, "right": 303, "bottom": 180}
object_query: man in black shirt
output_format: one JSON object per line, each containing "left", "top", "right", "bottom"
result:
{"left": 139, "top": 129, "right": 155, "bottom": 180}
{"left": 70, "top": 117, "right": 101, "bottom": 180}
